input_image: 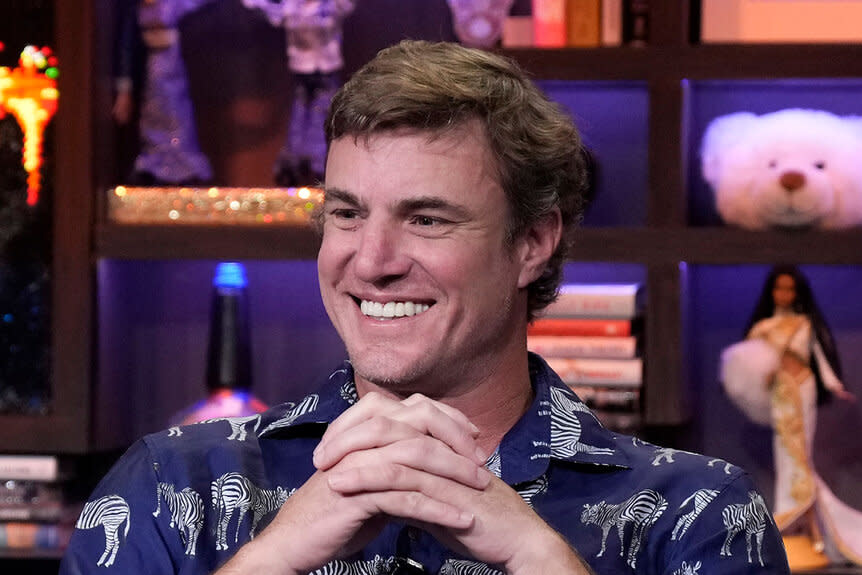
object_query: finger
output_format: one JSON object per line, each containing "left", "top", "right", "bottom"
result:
{"left": 316, "top": 406, "right": 485, "bottom": 470}
{"left": 314, "top": 416, "right": 419, "bottom": 469}
{"left": 327, "top": 438, "right": 491, "bottom": 491}
{"left": 352, "top": 490, "right": 474, "bottom": 530}
{"left": 317, "top": 394, "right": 485, "bottom": 466}
{"left": 318, "top": 391, "right": 402, "bottom": 447}
{"left": 402, "top": 394, "right": 480, "bottom": 436}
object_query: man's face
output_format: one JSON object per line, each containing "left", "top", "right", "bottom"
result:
{"left": 318, "top": 123, "right": 533, "bottom": 396}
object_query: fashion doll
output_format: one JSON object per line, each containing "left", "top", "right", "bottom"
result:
{"left": 114, "top": 0, "right": 214, "bottom": 185}
{"left": 721, "top": 265, "right": 860, "bottom": 569}
{"left": 242, "top": 0, "right": 355, "bottom": 187}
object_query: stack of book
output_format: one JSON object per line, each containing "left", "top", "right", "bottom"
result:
{"left": 529, "top": 283, "right": 644, "bottom": 432}
{"left": 0, "top": 454, "right": 76, "bottom": 553}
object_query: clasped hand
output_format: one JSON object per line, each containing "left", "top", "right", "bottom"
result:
{"left": 242, "top": 392, "right": 584, "bottom": 574}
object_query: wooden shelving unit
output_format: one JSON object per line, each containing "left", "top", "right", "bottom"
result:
{"left": 4, "top": 0, "right": 862, "bottom": 570}
{"left": 7, "top": 0, "right": 862, "bottom": 447}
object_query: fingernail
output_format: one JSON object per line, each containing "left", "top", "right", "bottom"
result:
{"left": 458, "top": 511, "right": 474, "bottom": 526}
{"left": 313, "top": 445, "right": 325, "bottom": 467}
{"left": 327, "top": 472, "right": 344, "bottom": 490}
{"left": 469, "top": 422, "right": 480, "bottom": 435}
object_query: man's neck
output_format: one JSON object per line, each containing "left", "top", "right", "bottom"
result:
{"left": 354, "top": 349, "right": 534, "bottom": 456}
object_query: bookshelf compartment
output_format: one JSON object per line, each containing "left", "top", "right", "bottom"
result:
{"left": 539, "top": 81, "right": 649, "bottom": 228}
{"left": 685, "top": 79, "right": 862, "bottom": 227}
{"left": 684, "top": 264, "right": 862, "bottom": 509}
{"left": 96, "top": 260, "right": 344, "bottom": 448}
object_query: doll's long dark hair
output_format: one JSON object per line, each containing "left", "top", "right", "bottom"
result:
{"left": 744, "top": 265, "right": 843, "bottom": 404}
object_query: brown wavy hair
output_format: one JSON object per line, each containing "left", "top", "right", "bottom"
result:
{"left": 324, "top": 40, "right": 588, "bottom": 319}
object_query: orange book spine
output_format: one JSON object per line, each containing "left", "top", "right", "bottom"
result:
{"left": 528, "top": 317, "right": 633, "bottom": 337}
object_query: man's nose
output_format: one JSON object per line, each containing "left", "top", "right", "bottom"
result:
{"left": 352, "top": 221, "right": 409, "bottom": 283}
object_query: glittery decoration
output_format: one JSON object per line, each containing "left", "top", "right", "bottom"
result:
{"left": 0, "top": 45, "right": 59, "bottom": 206}
{"left": 107, "top": 186, "right": 324, "bottom": 225}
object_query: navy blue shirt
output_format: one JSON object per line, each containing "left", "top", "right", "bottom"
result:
{"left": 60, "top": 355, "right": 789, "bottom": 574}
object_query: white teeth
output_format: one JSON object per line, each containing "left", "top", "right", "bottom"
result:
{"left": 360, "top": 299, "right": 430, "bottom": 319}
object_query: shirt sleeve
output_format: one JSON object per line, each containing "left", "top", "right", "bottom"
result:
{"left": 59, "top": 439, "right": 179, "bottom": 575}
{"left": 661, "top": 472, "right": 790, "bottom": 575}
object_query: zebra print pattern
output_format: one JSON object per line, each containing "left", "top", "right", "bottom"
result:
{"left": 720, "top": 491, "right": 771, "bottom": 566}
{"left": 708, "top": 458, "right": 734, "bottom": 475}
{"left": 309, "top": 555, "right": 394, "bottom": 574}
{"left": 549, "top": 386, "right": 615, "bottom": 458}
{"left": 672, "top": 488, "right": 720, "bottom": 540}
{"left": 515, "top": 474, "right": 548, "bottom": 509}
{"left": 339, "top": 379, "right": 358, "bottom": 404}
{"left": 153, "top": 482, "right": 205, "bottom": 556}
{"left": 580, "top": 489, "right": 668, "bottom": 569}
{"left": 485, "top": 448, "right": 501, "bottom": 478}
{"left": 439, "top": 558, "right": 504, "bottom": 574}
{"left": 259, "top": 393, "right": 320, "bottom": 435}
{"left": 651, "top": 447, "right": 679, "bottom": 466}
{"left": 196, "top": 414, "right": 261, "bottom": 441}
{"left": 672, "top": 560, "right": 702, "bottom": 575}
{"left": 211, "top": 472, "right": 292, "bottom": 550}
{"left": 75, "top": 494, "right": 131, "bottom": 568}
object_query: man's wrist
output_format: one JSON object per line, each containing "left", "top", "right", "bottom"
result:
{"left": 506, "top": 528, "right": 593, "bottom": 575}
{"left": 215, "top": 534, "right": 299, "bottom": 575}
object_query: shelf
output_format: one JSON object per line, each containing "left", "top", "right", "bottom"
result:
{"left": 95, "top": 225, "right": 862, "bottom": 265}
{"left": 501, "top": 44, "right": 862, "bottom": 81}
{"left": 96, "top": 223, "right": 322, "bottom": 260}
{"left": 568, "top": 228, "right": 862, "bottom": 265}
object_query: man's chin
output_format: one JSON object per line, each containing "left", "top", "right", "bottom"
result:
{"left": 349, "top": 353, "right": 426, "bottom": 392}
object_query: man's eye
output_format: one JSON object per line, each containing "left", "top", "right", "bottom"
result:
{"left": 411, "top": 215, "right": 441, "bottom": 226}
{"left": 330, "top": 209, "right": 358, "bottom": 219}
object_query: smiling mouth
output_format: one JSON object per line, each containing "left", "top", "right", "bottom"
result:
{"left": 357, "top": 298, "right": 432, "bottom": 319}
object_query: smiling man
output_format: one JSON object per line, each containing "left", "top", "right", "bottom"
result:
{"left": 61, "top": 41, "right": 788, "bottom": 575}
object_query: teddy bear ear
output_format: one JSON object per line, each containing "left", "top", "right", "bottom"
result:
{"left": 701, "top": 112, "right": 758, "bottom": 185}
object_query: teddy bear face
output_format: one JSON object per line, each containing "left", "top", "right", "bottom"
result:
{"left": 702, "top": 109, "right": 862, "bottom": 230}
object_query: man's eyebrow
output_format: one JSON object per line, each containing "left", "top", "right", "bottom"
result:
{"left": 323, "top": 187, "right": 360, "bottom": 206}
{"left": 396, "top": 196, "right": 472, "bottom": 219}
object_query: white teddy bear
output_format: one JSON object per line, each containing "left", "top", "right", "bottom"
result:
{"left": 701, "top": 108, "right": 862, "bottom": 229}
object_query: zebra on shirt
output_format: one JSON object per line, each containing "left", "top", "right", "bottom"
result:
{"left": 516, "top": 474, "right": 548, "bottom": 509}
{"left": 549, "top": 386, "right": 615, "bottom": 458}
{"left": 258, "top": 393, "right": 320, "bottom": 436}
{"left": 720, "top": 491, "right": 771, "bottom": 566}
{"left": 211, "top": 472, "right": 292, "bottom": 550}
{"left": 672, "top": 488, "right": 720, "bottom": 540}
{"left": 196, "top": 414, "right": 262, "bottom": 441}
{"left": 672, "top": 560, "right": 702, "bottom": 575}
{"left": 75, "top": 494, "right": 131, "bottom": 568}
{"left": 310, "top": 555, "right": 397, "bottom": 574}
{"left": 153, "top": 482, "right": 205, "bottom": 556}
{"left": 439, "top": 558, "right": 504, "bottom": 574}
{"left": 580, "top": 489, "right": 668, "bottom": 570}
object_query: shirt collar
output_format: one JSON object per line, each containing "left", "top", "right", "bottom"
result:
{"left": 497, "top": 353, "right": 629, "bottom": 485}
{"left": 258, "top": 355, "right": 629, "bottom": 480}
{"left": 258, "top": 361, "right": 357, "bottom": 438}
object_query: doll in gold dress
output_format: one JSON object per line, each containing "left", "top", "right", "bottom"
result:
{"left": 721, "top": 265, "right": 860, "bottom": 570}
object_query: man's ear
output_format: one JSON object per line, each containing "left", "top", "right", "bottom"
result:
{"left": 516, "top": 208, "right": 562, "bottom": 289}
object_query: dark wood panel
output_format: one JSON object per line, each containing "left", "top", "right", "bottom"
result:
{"left": 0, "top": 0, "right": 99, "bottom": 454}
{"left": 96, "top": 224, "right": 322, "bottom": 260}
{"left": 567, "top": 228, "right": 862, "bottom": 265}
{"left": 95, "top": 226, "right": 862, "bottom": 264}
{"left": 501, "top": 45, "right": 862, "bottom": 81}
